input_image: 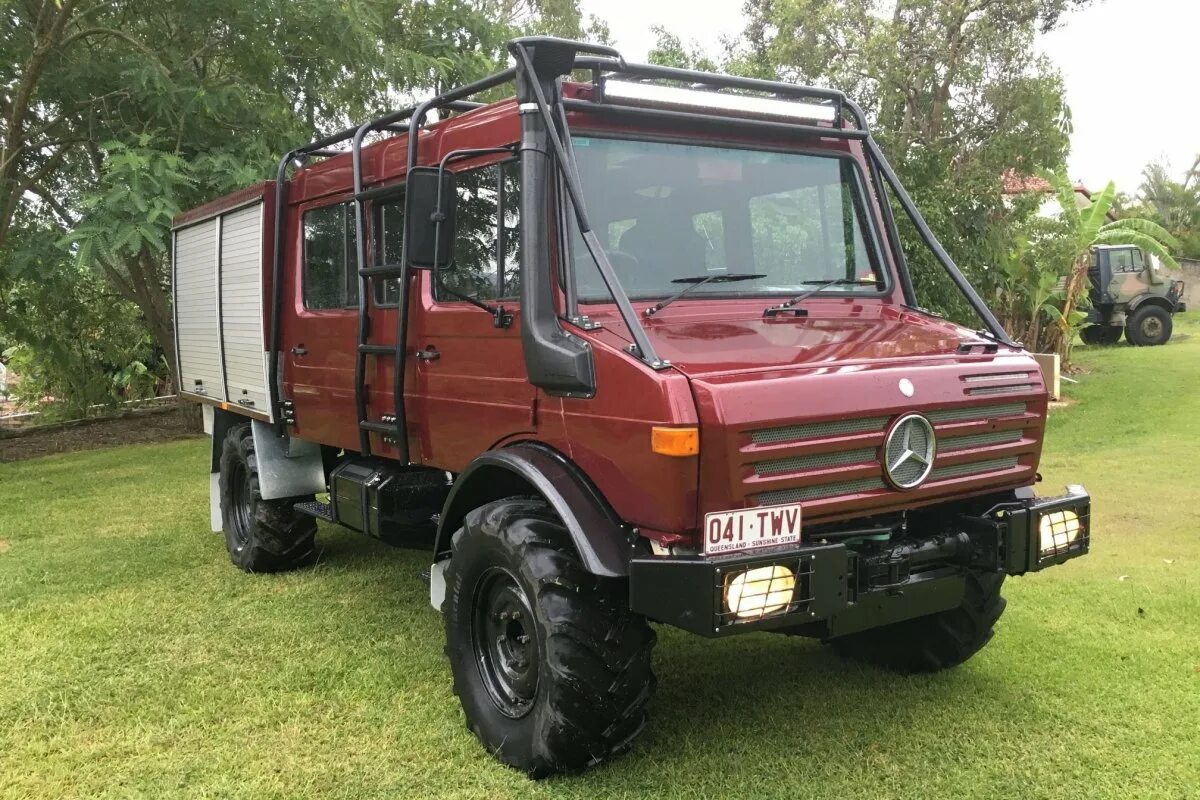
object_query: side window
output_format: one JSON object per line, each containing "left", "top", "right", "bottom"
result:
{"left": 374, "top": 196, "right": 405, "bottom": 305}
{"left": 435, "top": 160, "right": 521, "bottom": 302}
{"left": 1109, "top": 249, "right": 1132, "bottom": 272}
{"left": 303, "top": 203, "right": 358, "bottom": 309}
{"left": 1131, "top": 248, "right": 1144, "bottom": 270}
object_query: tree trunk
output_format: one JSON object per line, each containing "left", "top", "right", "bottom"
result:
{"left": 1047, "top": 253, "right": 1090, "bottom": 365}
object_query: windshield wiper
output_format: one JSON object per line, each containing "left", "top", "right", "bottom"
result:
{"left": 763, "top": 278, "right": 882, "bottom": 318}
{"left": 644, "top": 273, "right": 767, "bottom": 317}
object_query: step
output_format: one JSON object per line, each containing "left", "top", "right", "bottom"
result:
{"left": 358, "top": 343, "right": 400, "bottom": 355}
{"left": 358, "top": 264, "right": 405, "bottom": 278}
{"left": 360, "top": 420, "right": 400, "bottom": 435}
{"left": 294, "top": 500, "right": 334, "bottom": 521}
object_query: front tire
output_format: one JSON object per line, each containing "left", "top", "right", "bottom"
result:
{"left": 218, "top": 423, "right": 318, "bottom": 572}
{"left": 828, "top": 571, "right": 1006, "bottom": 673}
{"left": 1126, "top": 305, "right": 1172, "bottom": 346}
{"left": 442, "top": 498, "right": 656, "bottom": 777}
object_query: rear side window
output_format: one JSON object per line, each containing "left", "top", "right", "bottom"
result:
{"left": 436, "top": 160, "right": 521, "bottom": 302}
{"left": 374, "top": 196, "right": 405, "bottom": 305}
{"left": 303, "top": 203, "right": 358, "bottom": 309}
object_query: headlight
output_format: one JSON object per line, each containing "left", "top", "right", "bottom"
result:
{"left": 1038, "top": 509, "right": 1083, "bottom": 556}
{"left": 724, "top": 565, "right": 796, "bottom": 620}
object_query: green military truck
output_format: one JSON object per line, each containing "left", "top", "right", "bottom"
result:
{"left": 1080, "top": 244, "right": 1187, "bottom": 346}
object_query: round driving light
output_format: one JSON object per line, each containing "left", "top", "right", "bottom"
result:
{"left": 1039, "top": 509, "right": 1082, "bottom": 555}
{"left": 725, "top": 565, "right": 796, "bottom": 620}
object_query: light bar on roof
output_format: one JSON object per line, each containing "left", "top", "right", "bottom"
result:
{"left": 602, "top": 80, "right": 838, "bottom": 124}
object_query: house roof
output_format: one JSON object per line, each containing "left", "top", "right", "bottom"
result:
{"left": 1001, "top": 170, "right": 1090, "bottom": 196}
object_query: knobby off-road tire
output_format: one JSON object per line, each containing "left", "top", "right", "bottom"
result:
{"left": 443, "top": 498, "right": 656, "bottom": 777}
{"left": 1079, "top": 325, "right": 1122, "bottom": 346}
{"left": 829, "top": 571, "right": 1006, "bottom": 673}
{"left": 218, "top": 423, "right": 317, "bottom": 572}
{"left": 1126, "top": 305, "right": 1172, "bottom": 346}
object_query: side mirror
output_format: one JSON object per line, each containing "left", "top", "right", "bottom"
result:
{"left": 405, "top": 166, "right": 456, "bottom": 269}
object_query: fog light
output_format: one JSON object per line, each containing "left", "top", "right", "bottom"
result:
{"left": 725, "top": 565, "right": 795, "bottom": 620}
{"left": 1039, "top": 509, "right": 1083, "bottom": 556}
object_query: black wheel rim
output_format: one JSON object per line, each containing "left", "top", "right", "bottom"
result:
{"left": 472, "top": 567, "right": 539, "bottom": 719}
{"left": 228, "top": 460, "right": 253, "bottom": 550}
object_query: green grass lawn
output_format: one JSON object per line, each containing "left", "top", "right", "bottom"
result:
{"left": 2, "top": 319, "right": 1199, "bottom": 799}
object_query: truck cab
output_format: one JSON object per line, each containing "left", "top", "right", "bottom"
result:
{"left": 1082, "top": 244, "right": 1186, "bottom": 346}
{"left": 172, "top": 37, "right": 1091, "bottom": 777}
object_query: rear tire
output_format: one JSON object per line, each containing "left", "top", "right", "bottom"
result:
{"left": 1126, "top": 305, "right": 1172, "bottom": 346}
{"left": 828, "top": 571, "right": 1006, "bottom": 673}
{"left": 218, "top": 423, "right": 318, "bottom": 572}
{"left": 442, "top": 498, "right": 656, "bottom": 777}
{"left": 1080, "top": 325, "right": 1121, "bottom": 346}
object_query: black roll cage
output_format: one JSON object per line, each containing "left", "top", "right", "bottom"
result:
{"left": 267, "top": 36, "right": 1016, "bottom": 462}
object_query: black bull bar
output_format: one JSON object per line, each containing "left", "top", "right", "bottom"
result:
{"left": 629, "top": 488, "right": 1090, "bottom": 638}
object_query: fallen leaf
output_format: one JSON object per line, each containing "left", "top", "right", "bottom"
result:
{"left": 0, "top": 539, "right": 9, "bottom": 553}
{"left": 1163, "top": 559, "right": 1175, "bottom": 565}
{"left": 1118, "top": 575, "right": 1131, "bottom": 581}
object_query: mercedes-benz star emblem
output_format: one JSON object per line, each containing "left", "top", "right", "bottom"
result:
{"left": 883, "top": 413, "right": 936, "bottom": 489}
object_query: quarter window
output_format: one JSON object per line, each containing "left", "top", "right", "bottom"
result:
{"left": 374, "top": 196, "right": 405, "bottom": 305}
{"left": 303, "top": 203, "right": 358, "bottom": 309}
{"left": 435, "top": 161, "right": 521, "bottom": 302}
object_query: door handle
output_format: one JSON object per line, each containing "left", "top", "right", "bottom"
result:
{"left": 416, "top": 346, "right": 440, "bottom": 362}
{"left": 291, "top": 345, "right": 308, "bottom": 356}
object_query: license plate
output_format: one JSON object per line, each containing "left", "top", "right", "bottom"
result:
{"left": 703, "top": 504, "right": 802, "bottom": 556}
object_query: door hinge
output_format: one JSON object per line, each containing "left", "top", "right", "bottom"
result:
{"left": 530, "top": 395, "right": 539, "bottom": 427}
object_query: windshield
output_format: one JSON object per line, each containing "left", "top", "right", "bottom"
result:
{"left": 568, "top": 137, "right": 888, "bottom": 304}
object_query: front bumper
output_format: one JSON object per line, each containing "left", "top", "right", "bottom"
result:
{"left": 629, "top": 487, "right": 1090, "bottom": 638}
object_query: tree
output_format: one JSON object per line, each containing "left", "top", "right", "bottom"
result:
{"left": 2, "top": 0, "right": 604, "bottom": 399}
{"left": 1039, "top": 169, "right": 1180, "bottom": 360}
{"left": 647, "top": 26, "right": 720, "bottom": 71}
{"left": 1132, "top": 155, "right": 1200, "bottom": 258}
{"left": 728, "top": 0, "right": 1083, "bottom": 326}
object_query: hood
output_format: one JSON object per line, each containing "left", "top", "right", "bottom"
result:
{"left": 635, "top": 303, "right": 1003, "bottom": 379}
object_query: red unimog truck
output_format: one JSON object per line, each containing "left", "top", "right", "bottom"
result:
{"left": 171, "top": 37, "right": 1091, "bottom": 776}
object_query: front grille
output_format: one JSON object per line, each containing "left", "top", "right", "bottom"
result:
{"left": 751, "top": 416, "right": 888, "bottom": 444}
{"left": 940, "top": 430, "right": 1023, "bottom": 451}
{"left": 755, "top": 447, "right": 876, "bottom": 476}
{"left": 929, "top": 456, "right": 1019, "bottom": 481}
{"left": 746, "top": 402, "right": 1033, "bottom": 508}
{"left": 926, "top": 401, "right": 1025, "bottom": 423}
{"left": 756, "top": 477, "right": 887, "bottom": 507}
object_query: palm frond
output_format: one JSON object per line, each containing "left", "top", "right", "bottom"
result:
{"left": 1080, "top": 181, "right": 1116, "bottom": 246}
{"left": 1039, "top": 168, "right": 1081, "bottom": 231}
{"left": 1099, "top": 217, "right": 1182, "bottom": 251}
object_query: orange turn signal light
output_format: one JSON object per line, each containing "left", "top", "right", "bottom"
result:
{"left": 651, "top": 426, "right": 700, "bottom": 457}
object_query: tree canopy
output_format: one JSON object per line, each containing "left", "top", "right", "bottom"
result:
{"left": 0, "top": 0, "right": 604, "bottom": 412}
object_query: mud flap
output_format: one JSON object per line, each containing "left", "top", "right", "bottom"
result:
{"left": 248, "top": 419, "right": 326, "bottom": 501}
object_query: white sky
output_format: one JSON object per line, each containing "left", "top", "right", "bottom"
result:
{"left": 582, "top": 0, "right": 1200, "bottom": 194}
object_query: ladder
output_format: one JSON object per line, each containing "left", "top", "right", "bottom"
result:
{"left": 347, "top": 89, "right": 499, "bottom": 459}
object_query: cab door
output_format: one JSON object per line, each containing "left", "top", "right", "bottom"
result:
{"left": 405, "top": 159, "right": 535, "bottom": 470}
{"left": 282, "top": 197, "right": 362, "bottom": 450}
